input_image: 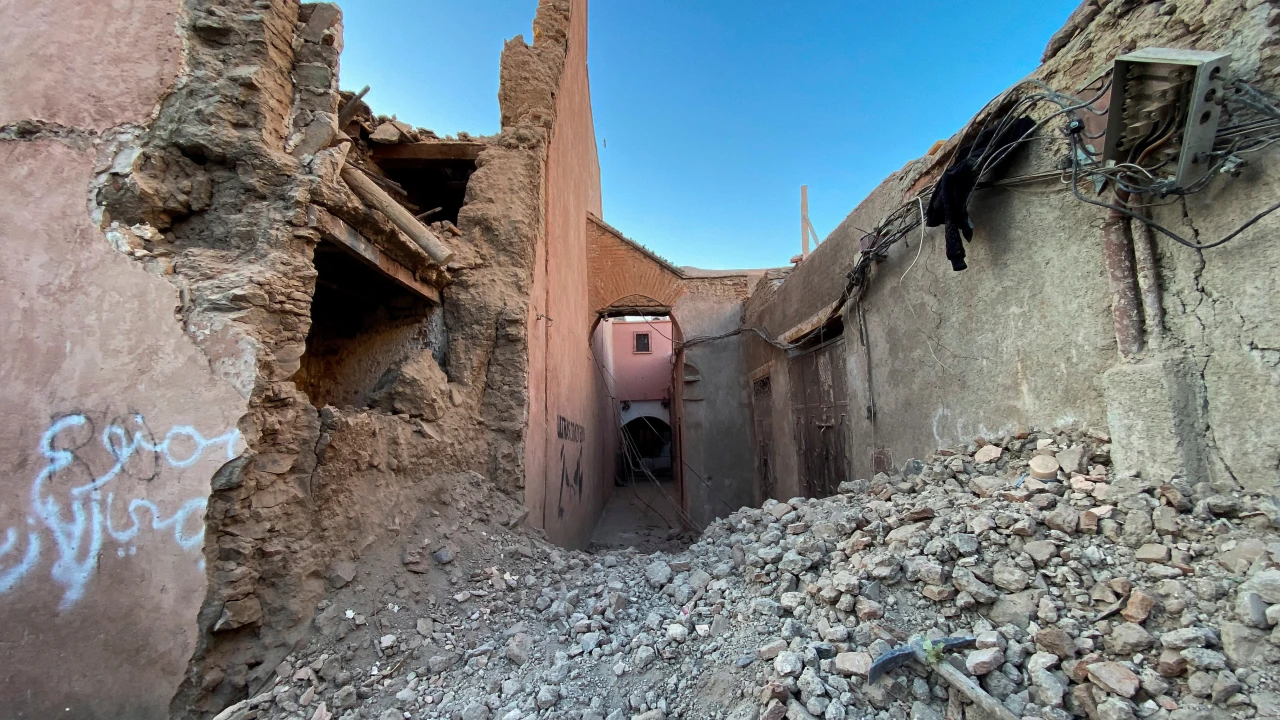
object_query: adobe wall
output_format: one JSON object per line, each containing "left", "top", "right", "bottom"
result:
{"left": 0, "top": 1, "right": 246, "bottom": 717}
{"left": 746, "top": 0, "right": 1280, "bottom": 496}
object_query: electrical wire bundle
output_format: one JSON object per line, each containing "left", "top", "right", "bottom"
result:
{"left": 1065, "top": 76, "right": 1280, "bottom": 249}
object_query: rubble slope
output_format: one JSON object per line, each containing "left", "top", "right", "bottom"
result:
{"left": 229, "top": 427, "right": 1279, "bottom": 720}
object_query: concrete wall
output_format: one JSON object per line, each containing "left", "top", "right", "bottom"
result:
{"left": 745, "top": 0, "right": 1280, "bottom": 497}
{"left": 608, "top": 318, "right": 675, "bottom": 402}
{"left": 0, "top": 1, "right": 249, "bottom": 717}
{"left": 675, "top": 274, "right": 759, "bottom": 526}
{"left": 524, "top": 0, "right": 607, "bottom": 547}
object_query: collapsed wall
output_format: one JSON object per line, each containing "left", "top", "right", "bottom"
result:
{"left": 0, "top": 0, "right": 598, "bottom": 716}
{"left": 745, "top": 0, "right": 1280, "bottom": 501}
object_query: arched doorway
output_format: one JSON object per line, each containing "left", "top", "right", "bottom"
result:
{"left": 620, "top": 415, "right": 672, "bottom": 482}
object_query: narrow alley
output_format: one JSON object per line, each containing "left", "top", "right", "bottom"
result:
{"left": 2, "top": 1, "right": 1280, "bottom": 720}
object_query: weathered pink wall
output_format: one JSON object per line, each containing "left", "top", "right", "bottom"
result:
{"left": 524, "top": 0, "right": 606, "bottom": 547}
{"left": 608, "top": 319, "right": 674, "bottom": 402}
{"left": 0, "top": 141, "right": 247, "bottom": 719}
{"left": 0, "top": 0, "right": 183, "bottom": 128}
{"left": 0, "top": 1, "right": 248, "bottom": 717}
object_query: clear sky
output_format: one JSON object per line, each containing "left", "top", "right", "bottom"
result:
{"left": 338, "top": 1, "right": 1080, "bottom": 269}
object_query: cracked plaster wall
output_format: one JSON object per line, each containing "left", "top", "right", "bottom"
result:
{"left": 746, "top": 0, "right": 1280, "bottom": 497}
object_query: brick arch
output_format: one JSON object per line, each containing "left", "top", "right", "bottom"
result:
{"left": 587, "top": 214, "right": 684, "bottom": 319}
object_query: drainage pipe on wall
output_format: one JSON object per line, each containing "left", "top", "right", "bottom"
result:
{"left": 1100, "top": 188, "right": 1145, "bottom": 359}
{"left": 1130, "top": 213, "right": 1166, "bottom": 344}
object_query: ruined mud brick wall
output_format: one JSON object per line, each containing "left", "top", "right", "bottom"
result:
{"left": 0, "top": 0, "right": 587, "bottom": 717}
{"left": 746, "top": 0, "right": 1280, "bottom": 498}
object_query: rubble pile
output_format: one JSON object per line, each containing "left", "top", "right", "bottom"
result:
{"left": 227, "top": 427, "right": 1279, "bottom": 720}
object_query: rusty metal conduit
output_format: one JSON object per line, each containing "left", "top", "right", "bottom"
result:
{"left": 1130, "top": 212, "right": 1165, "bottom": 343}
{"left": 1100, "top": 188, "right": 1145, "bottom": 359}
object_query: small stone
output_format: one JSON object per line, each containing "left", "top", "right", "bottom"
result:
{"left": 328, "top": 562, "right": 357, "bottom": 588}
{"left": 1181, "top": 647, "right": 1226, "bottom": 671}
{"left": 1242, "top": 569, "right": 1280, "bottom": 603}
{"left": 666, "top": 624, "right": 688, "bottom": 643}
{"left": 645, "top": 561, "right": 672, "bottom": 588}
{"left": 505, "top": 633, "right": 533, "bottom": 665}
{"left": 1088, "top": 662, "right": 1140, "bottom": 697}
{"left": 536, "top": 685, "right": 559, "bottom": 709}
{"left": 1135, "top": 544, "right": 1170, "bottom": 563}
{"left": 1057, "top": 445, "right": 1085, "bottom": 474}
{"left": 965, "top": 647, "right": 1004, "bottom": 675}
{"left": 1045, "top": 503, "right": 1079, "bottom": 534}
{"left": 1212, "top": 670, "right": 1242, "bottom": 703}
{"left": 1156, "top": 649, "right": 1187, "bottom": 678}
{"left": 1035, "top": 628, "right": 1076, "bottom": 659}
{"left": 1221, "top": 622, "right": 1267, "bottom": 667}
{"left": 759, "top": 639, "right": 788, "bottom": 660}
{"left": 433, "top": 548, "right": 456, "bottom": 564}
{"left": 1095, "top": 697, "right": 1136, "bottom": 720}
{"left": 775, "top": 651, "right": 804, "bottom": 677}
{"left": 1024, "top": 540, "right": 1058, "bottom": 566}
{"left": 1121, "top": 590, "right": 1155, "bottom": 624}
{"left": 634, "top": 645, "right": 657, "bottom": 669}
{"left": 1237, "top": 591, "right": 1270, "bottom": 628}
{"left": 952, "top": 566, "right": 998, "bottom": 604}
{"left": 1104, "top": 623, "right": 1153, "bottom": 655}
{"left": 834, "top": 652, "right": 871, "bottom": 677}
{"left": 993, "top": 561, "right": 1030, "bottom": 592}
{"left": 855, "top": 596, "right": 884, "bottom": 621}
{"left": 974, "top": 445, "right": 1003, "bottom": 464}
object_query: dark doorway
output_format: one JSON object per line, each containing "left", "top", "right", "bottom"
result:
{"left": 620, "top": 416, "right": 672, "bottom": 482}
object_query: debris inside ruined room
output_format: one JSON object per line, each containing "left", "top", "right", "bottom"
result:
{"left": 3, "top": 0, "right": 1280, "bottom": 719}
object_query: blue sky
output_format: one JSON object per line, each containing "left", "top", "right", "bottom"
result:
{"left": 338, "top": 1, "right": 1080, "bottom": 269}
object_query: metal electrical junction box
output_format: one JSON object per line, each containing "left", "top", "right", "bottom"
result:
{"left": 1103, "top": 47, "right": 1231, "bottom": 190}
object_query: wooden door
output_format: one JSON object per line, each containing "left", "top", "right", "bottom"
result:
{"left": 789, "top": 339, "right": 850, "bottom": 498}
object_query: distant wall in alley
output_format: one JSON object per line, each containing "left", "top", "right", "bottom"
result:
{"left": 677, "top": 273, "right": 760, "bottom": 526}
{"left": 608, "top": 318, "right": 675, "bottom": 402}
{"left": 0, "top": 1, "right": 249, "bottom": 717}
{"left": 745, "top": 0, "right": 1280, "bottom": 496}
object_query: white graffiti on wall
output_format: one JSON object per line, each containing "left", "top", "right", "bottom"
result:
{"left": 0, "top": 413, "right": 241, "bottom": 609}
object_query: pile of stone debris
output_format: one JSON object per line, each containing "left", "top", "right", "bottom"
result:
{"left": 223, "top": 426, "right": 1280, "bottom": 720}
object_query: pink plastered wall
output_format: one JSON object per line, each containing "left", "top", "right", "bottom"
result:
{"left": 606, "top": 319, "right": 674, "bottom": 402}
{"left": 524, "top": 0, "right": 608, "bottom": 548}
{"left": 0, "top": 1, "right": 248, "bottom": 716}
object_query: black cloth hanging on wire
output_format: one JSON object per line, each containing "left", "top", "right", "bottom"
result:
{"left": 925, "top": 116, "right": 1036, "bottom": 271}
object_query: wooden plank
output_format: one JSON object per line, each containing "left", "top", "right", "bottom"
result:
{"left": 313, "top": 207, "right": 441, "bottom": 304}
{"left": 340, "top": 165, "right": 454, "bottom": 264}
{"left": 370, "top": 141, "right": 486, "bottom": 163}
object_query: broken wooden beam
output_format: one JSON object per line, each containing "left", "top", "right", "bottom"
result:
{"left": 339, "top": 165, "right": 454, "bottom": 265}
{"left": 370, "top": 141, "right": 486, "bottom": 164}
{"left": 312, "top": 207, "right": 441, "bottom": 304}
{"left": 337, "top": 85, "right": 370, "bottom": 128}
